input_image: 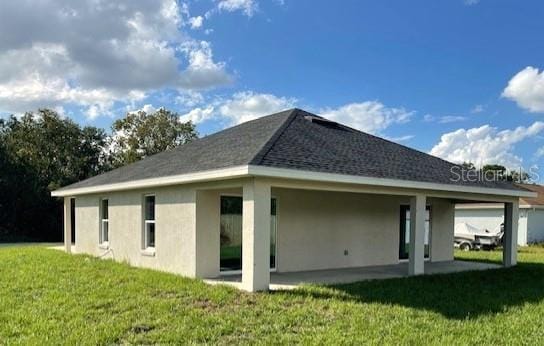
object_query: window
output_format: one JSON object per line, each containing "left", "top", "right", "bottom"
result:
{"left": 143, "top": 195, "right": 155, "bottom": 249}
{"left": 70, "top": 198, "right": 76, "bottom": 244}
{"left": 100, "top": 199, "right": 109, "bottom": 244}
{"left": 399, "top": 205, "right": 431, "bottom": 260}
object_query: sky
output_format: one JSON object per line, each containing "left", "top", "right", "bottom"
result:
{"left": 1, "top": 0, "right": 544, "bottom": 173}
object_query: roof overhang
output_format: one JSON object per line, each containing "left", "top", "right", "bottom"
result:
{"left": 51, "top": 164, "right": 537, "bottom": 199}
{"left": 456, "top": 203, "right": 544, "bottom": 210}
{"left": 247, "top": 166, "right": 537, "bottom": 199}
{"left": 51, "top": 165, "right": 251, "bottom": 197}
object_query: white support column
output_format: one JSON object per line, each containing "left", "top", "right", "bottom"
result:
{"left": 409, "top": 194, "right": 426, "bottom": 276}
{"left": 242, "top": 178, "right": 271, "bottom": 292}
{"left": 63, "top": 197, "right": 72, "bottom": 253}
{"left": 503, "top": 200, "right": 519, "bottom": 267}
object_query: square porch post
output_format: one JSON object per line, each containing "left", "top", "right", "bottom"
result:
{"left": 242, "top": 179, "right": 271, "bottom": 292}
{"left": 63, "top": 197, "right": 72, "bottom": 253}
{"left": 503, "top": 201, "right": 519, "bottom": 267}
{"left": 409, "top": 194, "right": 426, "bottom": 275}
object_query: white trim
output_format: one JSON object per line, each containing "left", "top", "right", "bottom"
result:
{"left": 99, "top": 198, "right": 109, "bottom": 245}
{"left": 51, "top": 166, "right": 250, "bottom": 197}
{"left": 399, "top": 204, "right": 431, "bottom": 261}
{"left": 51, "top": 164, "right": 537, "bottom": 198}
{"left": 141, "top": 247, "right": 156, "bottom": 257}
{"left": 143, "top": 194, "right": 156, "bottom": 250}
{"left": 247, "top": 165, "right": 537, "bottom": 198}
{"left": 455, "top": 203, "right": 544, "bottom": 210}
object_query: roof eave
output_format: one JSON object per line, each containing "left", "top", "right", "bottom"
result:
{"left": 51, "top": 164, "right": 537, "bottom": 199}
{"left": 247, "top": 165, "right": 537, "bottom": 199}
{"left": 51, "top": 165, "right": 251, "bottom": 197}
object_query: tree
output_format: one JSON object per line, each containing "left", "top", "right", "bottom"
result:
{"left": 0, "top": 109, "right": 108, "bottom": 241}
{"left": 109, "top": 109, "right": 197, "bottom": 167}
{"left": 481, "top": 164, "right": 508, "bottom": 181}
{"left": 461, "top": 162, "right": 475, "bottom": 170}
{"left": 461, "top": 162, "right": 531, "bottom": 183}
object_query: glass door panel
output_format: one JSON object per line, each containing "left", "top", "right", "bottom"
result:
{"left": 220, "top": 196, "right": 243, "bottom": 271}
{"left": 399, "top": 205, "right": 430, "bottom": 260}
{"left": 220, "top": 196, "right": 277, "bottom": 272}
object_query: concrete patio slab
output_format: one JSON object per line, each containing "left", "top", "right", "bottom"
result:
{"left": 204, "top": 260, "right": 501, "bottom": 290}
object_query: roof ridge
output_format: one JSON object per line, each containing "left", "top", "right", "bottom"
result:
{"left": 249, "top": 108, "right": 299, "bottom": 165}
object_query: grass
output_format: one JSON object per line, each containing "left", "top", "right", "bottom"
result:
{"left": 2, "top": 247, "right": 544, "bottom": 344}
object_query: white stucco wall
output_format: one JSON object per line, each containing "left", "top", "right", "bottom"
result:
{"left": 73, "top": 186, "right": 199, "bottom": 276}
{"left": 70, "top": 183, "right": 455, "bottom": 276}
{"left": 454, "top": 207, "right": 528, "bottom": 245}
{"left": 274, "top": 188, "right": 454, "bottom": 272}
{"left": 526, "top": 209, "right": 544, "bottom": 244}
{"left": 430, "top": 198, "right": 455, "bottom": 262}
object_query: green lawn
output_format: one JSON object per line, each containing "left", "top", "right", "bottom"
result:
{"left": 2, "top": 247, "right": 544, "bottom": 344}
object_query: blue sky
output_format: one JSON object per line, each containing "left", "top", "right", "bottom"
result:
{"left": 1, "top": 0, "right": 544, "bottom": 172}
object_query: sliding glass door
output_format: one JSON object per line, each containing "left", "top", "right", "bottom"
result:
{"left": 220, "top": 196, "right": 277, "bottom": 272}
{"left": 399, "top": 205, "right": 430, "bottom": 260}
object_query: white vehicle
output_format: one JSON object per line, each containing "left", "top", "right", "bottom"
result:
{"left": 454, "top": 222, "right": 503, "bottom": 251}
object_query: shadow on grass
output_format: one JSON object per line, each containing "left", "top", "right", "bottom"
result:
{"left": 281, "top": 263, "right": 544, "bottom": 320}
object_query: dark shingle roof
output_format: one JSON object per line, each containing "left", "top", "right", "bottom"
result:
{"left": 58, "top": 108, "right": 521, "bottom": 192}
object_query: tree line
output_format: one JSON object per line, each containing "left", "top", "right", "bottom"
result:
{"left": 0, "top": 108, "right": 197, "bottom": 242}
{"left": 460, "top": 162, "right": 530, "bottom": 183}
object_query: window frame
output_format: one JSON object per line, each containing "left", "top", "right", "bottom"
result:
{"left": 399, "top": 204, "right": 432, "bottom": 261}
{"left": 219, "top": 193, "right": 278, "bottom": 274}
{"left": 99, "top": 198, "right": 109, "bottom": 247}
{"left": 142, "top": 194, "right": 156, "bottom": 253}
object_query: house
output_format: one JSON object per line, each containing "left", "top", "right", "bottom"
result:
{"left": 456, "top": 184, "right": 544, "bottom": 246}
{"left": 52, "top": 109, "right": 534, "bottom": 291}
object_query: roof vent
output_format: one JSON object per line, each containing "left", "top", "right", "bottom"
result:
{"left": 304, "top": 115, "right": 336, "bottom": 125}
{"left": 304, "top": 115, "right": 348, "bottom": 131}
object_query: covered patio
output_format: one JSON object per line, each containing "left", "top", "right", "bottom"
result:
{"left": 205, "top": 260, "right": 501, "bottom": 290}
{"left": 191, "top": 174, "right": 522, "bottom": 292}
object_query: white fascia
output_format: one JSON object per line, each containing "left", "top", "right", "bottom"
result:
{"left": 247, "top": 165, "right": 537, "bottom": 198}
{"left": 455, "top": 203, "right": 543, "bottom": 210}
{"left": 51, "top": 165, "right": 251, "bottom": 197}
{"left": 51, "top": 164, "right": 537, "bottom": 199}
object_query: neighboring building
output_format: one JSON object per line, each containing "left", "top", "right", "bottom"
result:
{"left": 456, "top": 184, "right": 544, "bottom": 246}
{"left": 52, "top": 109, "right": 533, "bottom": 291}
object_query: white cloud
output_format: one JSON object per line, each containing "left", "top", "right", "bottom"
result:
{"left": 0, "top": 0, "right": 231, "bottom": 119}
{"left": 471, "top": 104, "right": 485, "bottom": 113}
{"left": 319, "top": 101, "right": 413, "bottom": 134}
{"left": 387, "top": 135, "right": 414, "bottom": 142}
{"left": 180, "top": 106, "right": 215, "bottom": 123}
{"left": 502, "top": 66, "right": 544, "bottom": 113}
{"left": 535, "top": 146, "right": 544, "bottom": 159}
{"left": 175, "top": 91, "right": 205, "bottom": 107}
{"left": 181, "top": 93, "right": 414, "bottom": 136}
{"left": 423, "top": 114, "right": 434, "bottom": 122}
{"left": 216, "top": 0, "right": 258, "bottom": 16}
{"left": 464, "top": 0, "right": 480, "bottom": 5}
{"left": 423, "top": 114, "right": 466, "bottom": 124}
{"left": 430, "top": 122, "right": 544, "bottom": 168}
{"left": 189, "top": 16, "right": 204, "bottom": 29}
{"left": 218, "top": 91, "right": 296, "bottom": 124}
{"left": 438, "top": 115, "right": 467, "bottom": 124}
{"left": 178, "top": 41, "right": 232, "bottom": 89}
{"left": 179, "top": 91, "right": 296, "bottom": 125}
{"left": 127, "top": 104, "right": 157, "bottom": 115}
